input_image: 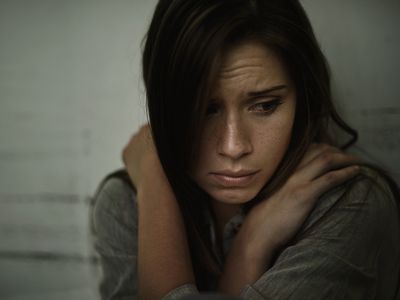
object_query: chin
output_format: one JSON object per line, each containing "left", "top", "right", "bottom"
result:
{"left": 210, "top": 188, "right": 258, "bottom": 204}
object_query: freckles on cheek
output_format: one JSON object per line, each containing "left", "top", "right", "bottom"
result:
{"left": 255, "top": 122, "right": 293, "bottom": 151}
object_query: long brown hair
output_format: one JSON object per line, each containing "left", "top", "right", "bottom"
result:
{"left": 142, "top": 0, "right": 360, "bottom": 290}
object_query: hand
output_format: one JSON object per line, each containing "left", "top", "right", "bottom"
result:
{"left": 219, "top": 145, "right": 361, "bottom": 295}
{"left": 122, "top": 124, "right": 161, "bottom": 189}
{"left": 239, "top": 143, "right": 361, "bottom": 259}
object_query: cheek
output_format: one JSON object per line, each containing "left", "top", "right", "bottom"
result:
{"left": 255, "top": 127, "right": 289, "bottom": 161}
{"left": 261, "top": 121, "right": 292, "bottom": 145}
{"left": 271, "top": 102, "right": 296, "bottom": 147}
{"left": 253, "top": 114, "right": 295, "bottom": 168}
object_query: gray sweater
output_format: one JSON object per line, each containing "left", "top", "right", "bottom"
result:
{"left": 92, "top": 167, "right": 400, "bottom": 299}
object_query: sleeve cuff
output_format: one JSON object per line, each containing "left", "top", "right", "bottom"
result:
{"left": 162, "top": 283, "right": 200, "bottom": 300}
{"left": 240, "top": 284, "right": 269, "bottom": 300}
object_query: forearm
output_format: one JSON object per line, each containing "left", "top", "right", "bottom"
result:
{"left": 218, "top": 223, "right": 277, "bottom": 296}
{"left": 137, "top": 173, "right": 195, "bottom": 299}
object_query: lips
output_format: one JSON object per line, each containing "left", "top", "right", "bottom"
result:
{"left": 212, "top": 169, "right": 259, "bottom": 177}
{"left": 210, "top": 170, "right": 259, "bottom": 187}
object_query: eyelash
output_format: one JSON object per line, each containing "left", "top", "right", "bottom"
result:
{"left": 205, "top": 98, "right": 283, "bottom": 116}
{"left": 251, "top": 98, "right": 283, "bottom": 115}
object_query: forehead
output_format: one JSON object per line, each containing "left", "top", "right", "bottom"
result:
{"left": 212, "top": 41, "right": 290, "bottom": 94}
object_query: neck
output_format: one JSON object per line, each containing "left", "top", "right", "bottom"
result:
{"left": 211, "top": 201, "right": 241, "bottom": 234}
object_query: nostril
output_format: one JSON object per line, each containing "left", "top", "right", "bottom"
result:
{"left": 216, "top": 122, "right": 253, "bottom": 159}
{"left": 217, "top": 139, "right": 253, "bottom": 159}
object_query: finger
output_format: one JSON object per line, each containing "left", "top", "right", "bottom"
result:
{"left": 122, "top": 144, "right": 129, "bottom": 165}
{"left": 140, "top": 123, "right": 151, "bottom": 134}
{"left": 296, "top": 143, "right": 341, "bottom": 170}
{"left": 297, "top": 150, "right": 361, "bottom": 182}
{"left": 122, "top": 128, "right": 142, "bottom": 165}
{"left": 307, "top": 165, "right": 361, "bottom": 198}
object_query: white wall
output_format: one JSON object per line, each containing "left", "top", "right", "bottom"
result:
{"left": 0, "top": 1, "right": 157, "bottom": 299}
{"left": 0, "top": 0, "right": 399, "bottom": 299}
{"left": 302, "top": 0, "right": 400, "bottom": 182}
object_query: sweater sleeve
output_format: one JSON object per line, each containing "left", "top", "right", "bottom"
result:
{"left": 92, "top": 176, "right": 200, "bottom": 300}
{"left": 239, "top": 167, "right": 400, "bottom": 300}
{"left": 92, "top": 177, "right": 139, "bottom": 300}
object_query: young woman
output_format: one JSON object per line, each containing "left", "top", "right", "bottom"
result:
{"left": 92, "top": 0, "right": 400, "bottom": 299}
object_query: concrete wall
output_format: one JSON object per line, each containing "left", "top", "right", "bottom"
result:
{"left": 0, "top": 0, "right": 399, "bottom": 299}
{"left": 0, "top": 1, "right": 157, "bottom": 299}
{"left": 302, "top": 0, "right": 400, "bottom": 181}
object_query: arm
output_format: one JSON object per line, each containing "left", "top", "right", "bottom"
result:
{"left": 123, "top": 125, "right": 197, "bottom": 299}
{"left": 225, "top": 167, "right": 400, "bottom": 299}
{"left": 136, "top": 160, "right": 196, "bottom": 299}
{"left": 218, "top": 144, "right": 362, "bottom": 296}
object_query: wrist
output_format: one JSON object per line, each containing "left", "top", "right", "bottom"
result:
{"left": 136, "top": 158, "right": 178, "bottom": 210}
{"left": 135, "top": 151, "right": 166, "bottom": 189}
{"left": 218, "top": 226, "right": 272, "bottom": 296}
{"left": 233, "top": 224, "right": 274, "bottom": 267}
{"left": 236, "top": 217, "right": 280, "bottom": 264}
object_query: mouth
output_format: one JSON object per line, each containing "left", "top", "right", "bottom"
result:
{"left": 210, "top": 170, "right": 260, "bottom": 187}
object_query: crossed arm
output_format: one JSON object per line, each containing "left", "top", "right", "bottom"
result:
{"left": 94, "top": 164, "right": 400, "bottom": 299}
{"left": 120, "top": 125, "right": 371, "bottom": 299}
{"left": 136, "top": 165, "right": 196, "bottom": 299}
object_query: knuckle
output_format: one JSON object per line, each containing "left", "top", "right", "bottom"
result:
{"left": 343, "top": 168, "right": 352, "bottom": 177}
{"left": 122, "top": 148, "right": 128, "bottom": 163}
{"left": 287, "top": 174, "right": 300, "bottom": 188}
{"left": 346, "top": 154, "right": 360, "bottom": 163}
{"left": 122, "top": 143, "right": 128, "bottom": 154}
{"left": 346, "top": 166, "right": 359, "bottom": 176}
{"left": 324, "top": 171, "right": 338, "bottom": 183}
{"left": 307, "top": 143, "right": 319, "bottom": 152}
{"left": 141, "top": 124, "right": 150, "bottom": 133}
{"left": 317, "top": 143, "right": 334, "bottom": 153}
{"left": 291, "top": 183, "right": 309, "bottom": 201}
{"left": 320, "top": 152, "right": 335, "bottom": 166}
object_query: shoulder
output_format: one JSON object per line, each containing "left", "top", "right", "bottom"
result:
{"left": 298, "top": 165, "right": 400, "bottom": 238}
{"left": 289, "top": 165, "right": 400, "bottom": 280}
{"left": 240, "top": 166, "right": 400, "bottom": 299}
{"left": 92, "top": 170, "right": 139, "bottom": 298}
{"left": 92, "top": 169, "right": 138, "bottom": 234}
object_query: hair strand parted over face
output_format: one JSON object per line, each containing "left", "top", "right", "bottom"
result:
{"left": 142, "top": 0, "right": 358, "bottom": 290}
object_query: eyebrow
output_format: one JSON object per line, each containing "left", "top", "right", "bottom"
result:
{"left": 247, "top": 85, "right": 288, "bottom": 97}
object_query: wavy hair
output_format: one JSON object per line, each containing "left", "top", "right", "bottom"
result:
{"left": 142, "top": 0, "right": 359, "bottom": 290}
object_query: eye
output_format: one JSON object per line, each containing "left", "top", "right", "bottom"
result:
{"left": 250, "top": 98, "right": 283, "bottom": 114}
{"left": 205, "top": 102, "right": 220, "bottom": 116}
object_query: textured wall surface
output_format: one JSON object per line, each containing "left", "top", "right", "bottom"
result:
{"left": 302, "top": 0, "right": 400, "bottom": 183}
{"left": 0, "top": 0, "right": 156, "bottom": 299}
{"left": 0, "top": 0, "right": 399, "bottom": 299}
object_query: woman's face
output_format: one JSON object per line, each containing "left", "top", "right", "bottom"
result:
{"left": 190, "top": 41, "right": 296, "bottom": 205}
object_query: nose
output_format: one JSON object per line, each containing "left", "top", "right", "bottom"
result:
{"left": 217, "top": 118, "right": 253, "bottom": 160}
